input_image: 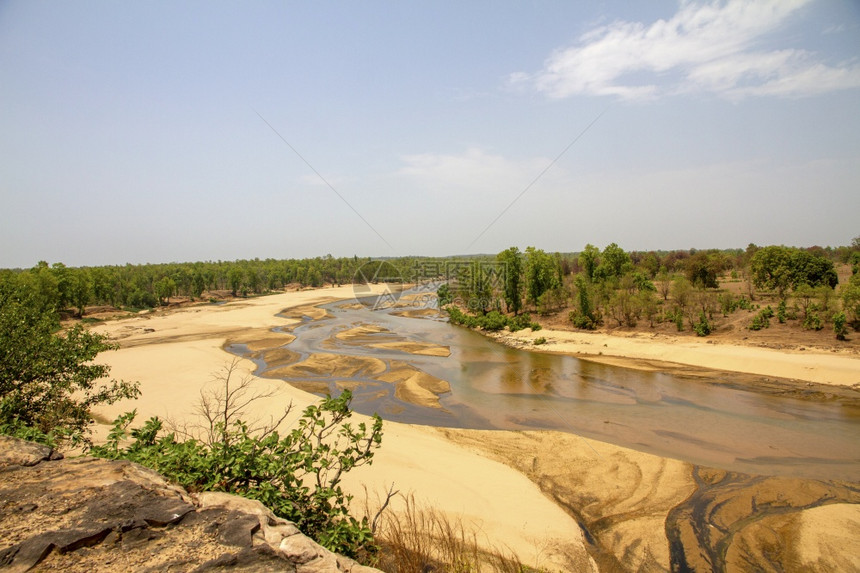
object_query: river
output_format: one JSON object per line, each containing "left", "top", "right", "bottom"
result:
{"left": 229, "top": 296, "right": 860, "bottom": 481}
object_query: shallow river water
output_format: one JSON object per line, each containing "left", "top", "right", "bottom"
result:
{"left": 231, "top": 297, "right": 860, "bottom": 481}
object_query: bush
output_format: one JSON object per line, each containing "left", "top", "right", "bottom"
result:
{"left": 777, "top": 300, "right": 787, "bottom": 323}
{"left": 92, "top": 389, "right": 382, "bottom": 560}
{"left": 447, "top": 307, "right": 540, "bottom": 333}
{"left": 533, "top": 337, "right": 546, "bottom": 345}
{"left": 749, "top": 307, "right": 774, "bottom": 331}
{"left": 833, "top": 312, "right": 848, "bottom": 340}
{"left": 480, "top": 311, "right": 508, "bottom": 332}
{"left": 803, "top": 312, "right": 823, "bottom": 331}
{"left": 509, "top": 313, "right": 539, "bottom": 332}
{"left": 569, "top": 310, "right": 596, "bottom": 330}
{"left": 718, "top": 292, "right": 737, "bottom": 316}
{"left": 436, "top": 283, "right": 453, "bottom": 307}
{"left": 694, "top": 311, "right": 712, "bottom": 337}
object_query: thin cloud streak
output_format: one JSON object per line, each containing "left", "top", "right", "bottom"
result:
{"left": 512, "top": 0, "right": 860, "bottom": 100}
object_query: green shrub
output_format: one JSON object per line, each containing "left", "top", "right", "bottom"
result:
{"left": 749, "top": 308, "right": 772, "bottom": 331}
{"left": 570, "top": 310, "right": 596, "bottom": 330}
{"left": 833, "top": 312, "right": 847, "bottom": 340}
{"left": 694, "top": 311, "right": 712, "bottom": 337}
{"left": 803, "top": 312, "right": 823, "bottom": 331}
{"left": 533, "top": 337, "right": 546, "bottom": 345}
{"left": 436, "top": 283, "right": 453, "bottom": 307}
{"left": 777, "top": 300, "right": 787, "bottom": 323}
{"left": 718, "top": 292, "right": 737, "bottom": 316}
{"left": 447, "top": 307, "right": 540, "bottom": 333}
{"left": 92, "top": 390, "right": 382, "bottom": 560}
{"left": 509, "top": 313, "right": 538, "bottom": 332}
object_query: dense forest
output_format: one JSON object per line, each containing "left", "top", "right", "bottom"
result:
{"left": 441, "top": 240, "right": 860, "bottom": 340}
{"left": 0, "top": 256, "right": 412, "bottom": 316}
{"left": 1, "top": 238, "right": 858, "bottom": 338}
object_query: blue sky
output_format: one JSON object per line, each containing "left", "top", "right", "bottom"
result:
{"left": 1, "top": 0, "right": 858, "bottom": 268}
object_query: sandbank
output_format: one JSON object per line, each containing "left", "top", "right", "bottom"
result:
{"left": 491, "top": 328, "right": 860, "bottom": 387}
{"left": 88, "top": 288, "right": 859, "bottom": 570}
{"left": 90, "top": 288, "right": 593, "bottom": 570}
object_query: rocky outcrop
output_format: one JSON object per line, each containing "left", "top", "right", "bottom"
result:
{"left": 0, "top": 436, "right": 380, "bottom": 572}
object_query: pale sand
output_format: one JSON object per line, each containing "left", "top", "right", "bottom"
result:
{"left": 88, "top": 289, "right": 858, "bottom": 570}
{"left": 89, "top": 288, "right": 594, "bottom": 570}
{"left": 493, "top": 328, "right": 860, "bottom": 386}
{"left": 377, "top": 361, "right": 451, "bottom": 409}
{"left": 336, "top": 324, "right": 451, "bottom": 357}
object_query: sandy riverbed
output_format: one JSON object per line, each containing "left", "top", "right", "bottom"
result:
{"left": 491, "top": 328, "right": 860, "bottom": 387}
{"left": 89, "top": 287, "right": 860, "bottom": 571}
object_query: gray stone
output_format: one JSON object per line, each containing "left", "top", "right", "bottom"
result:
{"left": 0, "top": 437, "right": 382, "bottom": 572}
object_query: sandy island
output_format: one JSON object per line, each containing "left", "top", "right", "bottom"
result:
{"left": 89, "top": 287, "right": 860, "bottom": 571}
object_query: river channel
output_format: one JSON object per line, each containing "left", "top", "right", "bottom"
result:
{"left": 229, "top": 296, "right": 860, "bottom": 481}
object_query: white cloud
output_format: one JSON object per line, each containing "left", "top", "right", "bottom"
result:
{"left": 397, "top": 148, "right": 554, "bottom": 196}
{"left": 513, "top": 0, "right": 860, "bottom": 100}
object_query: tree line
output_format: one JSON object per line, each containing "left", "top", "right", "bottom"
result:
{"left": 0, "top": 256, "right": 420, "bottom": 317}
{"left": 443, "top": 239, "right": 860, "bottom": 339}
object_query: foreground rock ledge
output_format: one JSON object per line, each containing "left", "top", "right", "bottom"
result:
{"left": 0, "top": 436, "right": 380, "bottom": 573}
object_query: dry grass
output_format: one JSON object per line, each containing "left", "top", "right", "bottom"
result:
{"left": 369, "top": 494, "right": 548, "bottom": 573}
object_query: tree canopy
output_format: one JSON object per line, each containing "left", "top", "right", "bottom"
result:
{"left": 0, "top": 278, "right": 139, "bottom": 444}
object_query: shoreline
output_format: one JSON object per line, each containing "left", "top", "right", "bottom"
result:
{"left": 87, "top": 287, "right": 860, "bottom": 571}
{"left": 88, "top": 288, "right": 595, "bottom": 570}
{"left": 487, "top": 326, "right": 860, "bottom": 388}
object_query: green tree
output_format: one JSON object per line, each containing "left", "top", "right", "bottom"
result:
{"left": 496, "top": 247, "right": 523, "bottom": 315}
{"left": 228, "top": 267, "right": 243, "bottom": 296}
{"left": 833, "top": 312, "right": 848, "bottom": 340}
{"left": 749, "top": 246, "right": 794, "bottom": 298}
{"left": 524, "top": 247, "right": 562, "bottom": 309}
{"left": 571, "top": 274, "right": 596, "bottom": 329}
{"left": 594, "top": 243, "right": 632, "bottom": 283}
{"left": 750, "top": 246, "right": 838, "bottom": 299}
{"left": 0, "top": 281, "right": 139, "bottom": 444}
{"left": 685, "top": 251, "right": 722, "bottom": 289}
{"left": 69, "top": 268, "right": 92, "bottom": 316}
{"left": 436, "top": 283, "right": 453, "bottom": 306}
{"left": 155, "top": 276, "right": 176, "bottom": 305}
{"left": 578, "top": 244, "right": 599, "bottom": 282}
{"left": 468, "top": 262, "right": 493, "bottom": 314}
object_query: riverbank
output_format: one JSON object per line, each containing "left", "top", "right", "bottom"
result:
{"left": 489, "top": 326, "right": 860, "bottom": 387}
{"left": 87, "top": 288, "right": 860, "bottom": 571}
{"left": 89, "top": 288, "right": 595, "bottom": 570}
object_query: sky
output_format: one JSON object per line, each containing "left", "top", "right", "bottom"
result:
{"left": 1, "top": 0, "right": 859, "bottom": 268}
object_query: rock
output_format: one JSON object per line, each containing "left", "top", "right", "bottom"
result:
{"left": 0, "top": 435, "right": 62, "bottom": 466}
{"left": 0, "top": 437, "right": 381, "bottom": 572}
